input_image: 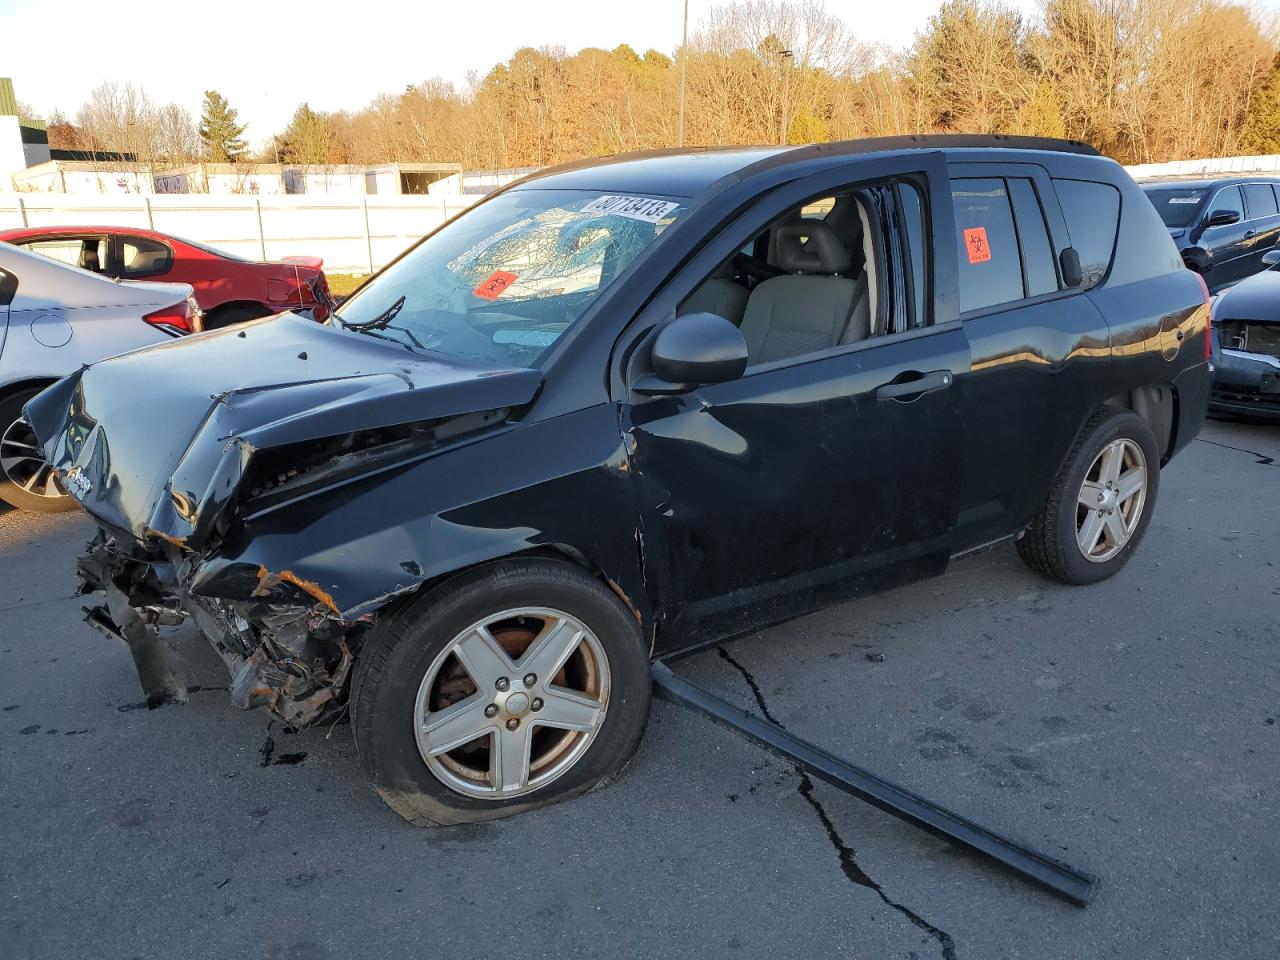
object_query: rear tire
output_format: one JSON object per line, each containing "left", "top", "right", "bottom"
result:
{"left": 0, "top": 389, "right": 76, "bottom": 514}
{"left": 205, "top": 303, "right": 272, "bottom": 329}
{"left": 1017, "top": 408, "right": 1160, "bottom": 585}
{"left": 351, "top": 557, "right": 651, "bottom": 825}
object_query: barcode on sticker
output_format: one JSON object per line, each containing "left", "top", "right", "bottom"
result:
{"left": 581, "top": 195, "right": 679, "bottom": 223}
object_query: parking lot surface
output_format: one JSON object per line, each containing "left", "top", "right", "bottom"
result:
{"left": 1, "top": 418, "right": 1276, "bottom": 960}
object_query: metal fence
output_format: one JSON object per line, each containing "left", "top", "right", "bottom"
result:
{"left": 0, "top": 193, "right": 483, "bottom": 274}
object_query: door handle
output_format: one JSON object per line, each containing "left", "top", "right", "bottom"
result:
{"left": 875, "top": 369, "right": 953, "bottom": 401}
{"left": 1245, "top": 230, "right": 1256, "bottom": 239}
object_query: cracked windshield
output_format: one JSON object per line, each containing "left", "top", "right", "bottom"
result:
{"left": 330, "top": 189, "right": 685, "bottom": 366}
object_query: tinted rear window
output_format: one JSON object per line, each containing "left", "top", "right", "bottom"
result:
{"left": 951, "top": 178, "right": 1023, "bottom": 313}
{"left": 1244, "top": 183, "right": 1279, "bottom": 218}
{"left": 1053, "top": 179, "right": 1120, "bottom": 290}
{"left": 1142, "top": 187, "right": 1207, "bottom": 228}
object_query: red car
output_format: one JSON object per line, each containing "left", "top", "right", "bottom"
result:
{"left": 0, "top": 226, "right": 334, "bottom": 328}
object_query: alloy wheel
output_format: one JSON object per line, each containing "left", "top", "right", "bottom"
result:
{"left": 1076, "top": 437, "right": 1147, "bottom": 563}
{"left": 414, "top": 607, "right": 611, "bottom": 800}
{"left": 0, "top": 415, "right": 65, "bottom": 502}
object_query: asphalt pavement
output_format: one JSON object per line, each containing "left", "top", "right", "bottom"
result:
{"left": 1, "top": 418, "right": 1277, "bottom": 960}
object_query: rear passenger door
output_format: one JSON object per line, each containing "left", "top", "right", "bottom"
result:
{"left": 946, "top": 163, "right": 1114, "bottom": 551}
{"left": 1241, "top": 183, "right": 1280, "bottom": 279}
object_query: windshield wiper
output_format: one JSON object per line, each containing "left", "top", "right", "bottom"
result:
{"left": 339, "top": 295, "right": 406, "bottom": 332}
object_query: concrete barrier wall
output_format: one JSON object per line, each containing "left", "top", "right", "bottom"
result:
{"left": 0, "top": 193, "right": 482, "bottom": 273}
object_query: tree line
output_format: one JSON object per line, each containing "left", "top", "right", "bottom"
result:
{"left": 37, "top": 0, "right": 1280, "bottom": 170}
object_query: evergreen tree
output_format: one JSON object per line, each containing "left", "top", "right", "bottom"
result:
{"left": 279, "top": 103, "right": 334, "bottom": 164}
{"left": 199, "top": 90, "right": 247, "bottom": 162}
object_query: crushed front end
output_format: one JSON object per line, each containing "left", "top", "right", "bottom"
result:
{"left": 77, "top": 527, "right": 360, "bottom": 726}
{"left": 21, "top": 312, "right": 545, "bottom": 728}
{"left": 1211, "top": 319, "right": 1280, "bottom": 419}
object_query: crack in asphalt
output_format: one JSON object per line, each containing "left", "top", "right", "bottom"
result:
{"left": 717, "top": 646, "right": 958, "bottom": 960}
{"left": 1196, "top": 437, "right": 1275, "bottom": 465}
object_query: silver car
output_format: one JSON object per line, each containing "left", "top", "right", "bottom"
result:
{"left": 0, "top": 241, "right": 200, "bottom": 512}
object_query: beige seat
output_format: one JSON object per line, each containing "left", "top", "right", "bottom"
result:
{"left": 739, "top": 219, "right": 862, "bottom": 365}
{"left": 679, "top": 262, "right": 749, "bottom": 326}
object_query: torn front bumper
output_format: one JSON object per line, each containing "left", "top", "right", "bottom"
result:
{"left": 1211, "top": 347, "right": 1280, "bottom": 419}
{"left": 77, "top": 529, "right": 361, "bottom": 727}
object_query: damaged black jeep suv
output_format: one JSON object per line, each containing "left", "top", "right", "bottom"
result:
{"left": 28, "top": 135, "right": 1211, "bottom": 825}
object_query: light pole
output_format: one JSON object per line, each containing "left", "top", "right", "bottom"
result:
{"left": 678, "top": 0, "right": 689, "bottom": 148}
{"left": 779, "top": 48, "right": 793, "bottom": 147}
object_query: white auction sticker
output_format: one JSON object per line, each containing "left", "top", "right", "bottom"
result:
{"left": 581, "top": 195, "right": 680, "bottom": 223}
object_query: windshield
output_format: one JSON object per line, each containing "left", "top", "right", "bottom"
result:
{"left": 1142, "top": 187, "right": 1209, "bottom": 228}
{"left": 330, "top": 188, "right": 686, "bottom": 366}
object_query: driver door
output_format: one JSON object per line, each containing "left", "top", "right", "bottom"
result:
{"left": 619, "top": 155, "right": 970, "bottom": 654}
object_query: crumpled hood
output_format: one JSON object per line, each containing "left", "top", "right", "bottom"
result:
{"left": 1215, "top": 269, "right": 1280, "bottom": 325}
{"left": 26, "top": 312, "right": 542, "bottom": 547}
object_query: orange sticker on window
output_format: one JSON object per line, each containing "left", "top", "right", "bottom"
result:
{"left": 474, "top": 270, "right": 518, "bottom": 300}
{"left": 963, "top": 227, "right": 991, "bottom": 264}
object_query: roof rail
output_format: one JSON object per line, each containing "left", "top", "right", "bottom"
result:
{"left": 796, "top": 133, "right": 1101, "bottom": 158}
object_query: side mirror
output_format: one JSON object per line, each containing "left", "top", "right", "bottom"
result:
{"left": 1059, "top": 247, "right": 1083, "bottom": 288}
{"left": 633, "top": 312, "right": 749, "bottom": 396}
{"left": 1206, "top": 209, "right": 1241, "bottom": 227}
{"left": 1262, "top": 249, "right": 1280, "bottom": 269}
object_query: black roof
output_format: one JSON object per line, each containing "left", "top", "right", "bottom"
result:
{"left": 510, "top": 134, "right": 1104, "bottom": 198}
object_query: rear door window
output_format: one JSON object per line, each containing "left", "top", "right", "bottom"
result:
{"left": 1052, "top": 179, "right": 1120, "bottom": 290}
{"left": 117, "top": 236, "right": 173, "bottom": 279}
{"left": 950, "top": 178, "right": 1023, "bottom": 313}
{"left": 1007, "top": 178, "right": 1058, "bottom": 298}
{"left": 1243, "top": 183, "right": 1278, "bottom": 219}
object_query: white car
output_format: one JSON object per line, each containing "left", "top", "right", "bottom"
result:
{"left": 0, "top": 241, "right": 201, "bottom": 512}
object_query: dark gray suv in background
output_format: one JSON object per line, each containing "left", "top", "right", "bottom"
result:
{"left": 1141, "top": 175, "right": 1280, "bottom": 291}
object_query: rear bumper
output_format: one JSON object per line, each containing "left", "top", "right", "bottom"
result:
{"left": 1169, "top": 361, "right": 1213, "bottom": 459}
{"left": 1210, "top": 347, "right": 1280, "bottom": 420}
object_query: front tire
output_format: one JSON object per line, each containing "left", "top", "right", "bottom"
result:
{"left": 351, "top": 557, "right": 651, "bottom": 825}
{"left": 1017, "top": 408, "right": 1160, "bottom": 585}
{"left": 0, "top": 389, "right": 76, "bottom": 513}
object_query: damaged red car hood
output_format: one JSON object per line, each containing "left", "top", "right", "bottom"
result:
{"left": 26, "top": 312, "right": 543, "bottom": 547}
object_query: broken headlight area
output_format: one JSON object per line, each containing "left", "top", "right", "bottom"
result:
{"left": 78, "top": 529, "right": 364, "bottom": 728}
{"left": 236, "top": 407, "right": 508, "bottom": 518}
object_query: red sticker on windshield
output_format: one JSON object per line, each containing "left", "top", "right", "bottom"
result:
{"left": 474, "top": 270, "right": 517, "bottom": 300}
{"left": 963, "top": 227, "right": 991, "bottom": 264}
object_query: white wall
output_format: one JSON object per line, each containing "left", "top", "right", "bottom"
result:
{"left": 1125, "top": 155, "right": 1280, "bottom": 180}
{"left": 0, "top": 192, "right": 481, "bottom": 273}
{"left": 0, "top": 117, "right": 29, "bottom": 188}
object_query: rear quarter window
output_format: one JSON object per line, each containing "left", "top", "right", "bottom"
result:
{"left": 1052, "top": 179, "right": 1120, "bottom": 290}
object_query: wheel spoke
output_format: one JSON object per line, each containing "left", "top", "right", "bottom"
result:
{"left": 452, "top": 625, "right": 514, "bottom": 691}
{"left": 1078, "top": 480, "right": 1105, "bottom": 509}
{"left": 519, "top": 616, "right": 583, "bottom": 682}
{"left": 492, "top": 725, "right": 532, "bottom": 792}
{"left": 1098, "top": 443, "right": 1124, "bottom": 485}
{"left": 1078, "top": 510, "right": 1105, "bottom": 555}
{"left": 1116, "top": 467, "right": 1144, "bottom": 503}
{"left": 537, "top": 688, "right": 604, "bottom": 732}
{"left": 421, "top": 695, "right": 494, "bottom": 755}
{"left": 1104, "top": 511, "right": 1129, "bottom": 548}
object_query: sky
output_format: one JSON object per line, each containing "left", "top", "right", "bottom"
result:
{"left": 0, "top": 0, "right": 1264, "bottom": 149}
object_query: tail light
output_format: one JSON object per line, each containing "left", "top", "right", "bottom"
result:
{"left": 142, "top": 299, "right": 194, "bottom": 337}
{"left": 1192, "top": 271, "right": 1212, "bottom": 361}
